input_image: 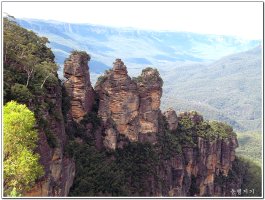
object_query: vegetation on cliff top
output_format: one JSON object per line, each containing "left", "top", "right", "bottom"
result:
{"left": 132, "top": 67, "right": 163, "bottom": 86}
{"left": 64, "top": 50, "right": 91, "bottom": 63}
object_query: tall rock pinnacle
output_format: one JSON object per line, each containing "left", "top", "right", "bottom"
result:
{"left": 95, "top": 59, "right": 163, "bottom": 149}
{"left": 63, "top": 51, "right": 94, "bottom": 121}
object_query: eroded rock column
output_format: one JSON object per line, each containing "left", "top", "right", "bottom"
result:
{"left": 64, "top": 51, "right": 94, "bottom": 122}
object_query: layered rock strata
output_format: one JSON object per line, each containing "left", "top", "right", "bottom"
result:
{"left": 64, "top": 52, "right": 94, "bottom": 121}
{"left": 95, "top": 59, "right": 163, "bottom": 149}
{"left": 136, "top": 68, "right": 163, "bottom": 142}
{"left": 161, "top": 111, "right": 239, "bottom": 196}
{"left": 163, "top": 108, "right": 178, "bottom": 131}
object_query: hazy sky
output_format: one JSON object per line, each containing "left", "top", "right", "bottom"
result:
{"left": 2, "top": 1, "right": 263, "bottom": 40}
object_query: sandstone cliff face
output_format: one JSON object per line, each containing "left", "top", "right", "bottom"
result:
{"left": 136, "top": 68, "right": 163, "bottom": 142}
{"left": 95, "top": 59, "right": 163, "bottom": 149}
{"left": 95, "top": 59, "right": 140, "bottom": 149}
{"left": 163, "top": 108, "right": 178, "bottom": 131}
{"left": 26, "top": 78, "right": 75, "bottom": 196}
{"left": 64, "top": 52, "right": 94, "bottom": 122}
{"left": 160, "top": 111, "right": 239, "bottom": 197}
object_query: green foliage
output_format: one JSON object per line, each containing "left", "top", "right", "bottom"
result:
{"left": 10, "top": 83, "right": 33, "bottom": 103}
{"left": 61, "top": 84, "right": 71, "bottom": 122}
{"left": 157, "top": 131, "right": 182, "bottom": 160}
{"left": 115, "top": 142, "right": 159, "bottom": 195}
{"left": 195, "top": 121, "right": 215, "bottom": 140}
{"left": 175, "top": 116, "right": 197, "bottom": 147}
{"left": 209, "top": 121, "right": 236, "bottom": 139}
{"left": 3, "top": 16, "right": 63, "bottom": 155}
{"left": 239, "top": 158, "right": 262, "bottom": 197}
{"left": 80, "top": 112, "right": 101, "bottom": 128}
{"left": 3, "top": 17, "right": 56, "bottom": 103}
{"left": 134, "top": 67, "right": 164, "bottom": 85}
{"left": 70, "top": 50, "right": 91, "bottom": 61}
{"left": 157, "top": 114, "right": 182, "bottom": 159}
{"left": 97, "top": 75, "right": 108, "bottom": 85}
{"left": 3, "top": 101, "right": 44, "bottom": 196}
{"left": 236, "top": 131, "right": 261, "bottom": 166}
{"left": 35, "top": 61, "right": 58, "bottom": 88}
{"left": 67, "top": 142, "right": 128, "bottom": 196}
{"left": 66, "top": 139, "right": 160, "bottom": 196}
{"left": 218, "top": 156, "right": 262, "bottom": 197}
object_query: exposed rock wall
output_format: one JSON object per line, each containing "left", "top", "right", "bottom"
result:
{"left": 64, "top": 52, "right": 94, "bottom": 122}
{"left": 96, "top": 59, "right": 140, "bottom": 147}
{"left": 95, "top": 59, "right": 163, "bottom": 149}
{"left": 136, "top": 68, "right": 163, "bottom": 143}
{"left": 163, "top": 108, "right": 178, "bottom": 131}
{"left": 160, "top": 111, "right": 239, "bottom": 197}
{"left": 26, "top": 78, "right": 75, "bottom": 196}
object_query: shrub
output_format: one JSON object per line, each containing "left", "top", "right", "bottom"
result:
{"left": 80, "top": 112, "right": 101, "bottom": 128}
{"left": 97, "top": 75, "right": 107, "bottom": 85}
{"left": 10, "top": 83, "right": 32, "bottom": 103}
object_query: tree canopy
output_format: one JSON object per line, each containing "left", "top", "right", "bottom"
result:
{"left": 3, "top": 17, "right": 57, "bottom": 103}
{"left": 3, "top": 101, "right": 44, "bottom": 196}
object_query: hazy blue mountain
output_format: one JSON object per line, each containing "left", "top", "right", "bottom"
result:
{"left": 16, "top": 18, "right": 261, "bottom": 131}
{"left": 17, "top": 18, "right": 260, "bottom": 75}
{"left": 161, "top": 46, "right": 262, "bottom": 131}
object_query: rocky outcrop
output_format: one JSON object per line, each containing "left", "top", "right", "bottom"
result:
{"left": 163, "top": 108, "right": 178, "bottom": 131}
{"left": 26, "top": 77, "right": 75, "bottom": 196}
{"left": 64, "top": 51, "right": 94, "bottom": 122}
{"left": 95, "top": 59, "right": 163, "bottom": 149}
{"left": 60, "top": 55, "right": 239, "bottom": 197}
{"left": 160, "top": 111, "right": 239, "bottom": 196}
{"left": 95, "top": 59, "right": 140, "bottom": 149}
{"left": 136, "top": 68, "right": 163, "bottom": 142}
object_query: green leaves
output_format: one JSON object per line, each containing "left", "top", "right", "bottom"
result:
{"left": 3, "top": 101, "right": 44, "bottom": 196}
{"left": 3, "top": 17, "right": 57, "bottom": 103}
{"left": 10, "top": 83, "right": 33, "bottom": 103}
{"left": 67, "top": 143, "right": 128, "bottom": 196}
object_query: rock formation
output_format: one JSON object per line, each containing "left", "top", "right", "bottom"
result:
{"left": 64, "top": 51, "right": 94, "bottom": 122}
{"left": 136, "top": 68, "right": 163, "bottom": 142}
{"left": 26, "top": 74, "right": 75, "bottom": 196}
{"left": 163, "top": 108, "right": 178, "bottom": 131}
{"left": 158, "top": 111, "right": 239, "bottom": 196}
{"left": 24, "top": 55, "right": 239, "bottom": 197}
{"left": 95, "top": 59, "right": 140, "bottom": 149}
{"left": 95, "top": 59, "right": 163, "bottom": 149}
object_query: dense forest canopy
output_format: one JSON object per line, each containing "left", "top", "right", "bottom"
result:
{"left": 4, "top": 16, "right": 57, "bottom": 104}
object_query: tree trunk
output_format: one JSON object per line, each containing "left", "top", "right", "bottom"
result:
{"left": 41, "top": 74, "right": 51, "bottom": 89}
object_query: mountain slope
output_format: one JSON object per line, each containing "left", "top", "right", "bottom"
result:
{"left": 162, "top": 46, "right": 262, "bottom": 131}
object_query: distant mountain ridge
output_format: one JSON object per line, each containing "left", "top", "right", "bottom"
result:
{"left": 17, "top": 18, "right": 260, "bottom": 74}
{"left": 16, "top": 18, "right": 262, "bottom": 132}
